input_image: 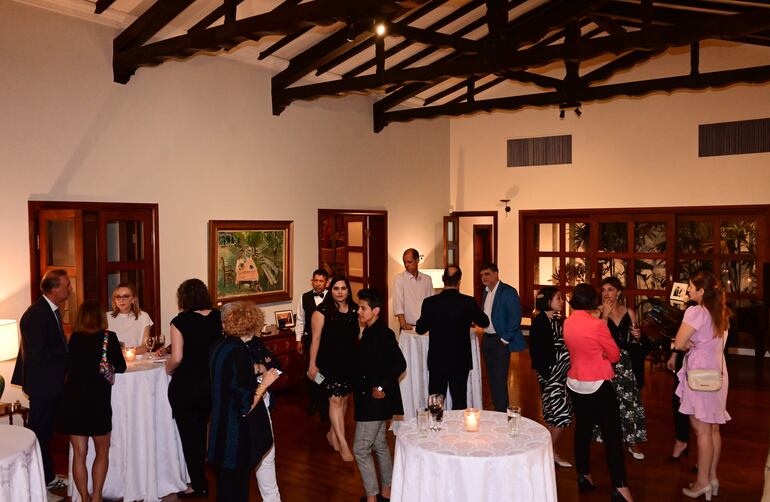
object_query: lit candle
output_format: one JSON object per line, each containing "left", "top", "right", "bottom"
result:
{"left": 464, "top": 408, "right": 480, "bottom": 432}
{"left": 125, "top": 347, "right": 136, "bottom": 362}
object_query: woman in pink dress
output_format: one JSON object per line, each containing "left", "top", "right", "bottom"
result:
{"left": 674, "top": 270, "right": 731, "bottom": 500}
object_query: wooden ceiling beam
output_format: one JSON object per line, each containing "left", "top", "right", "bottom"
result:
{"left": 581, "top": 48, "right": 665, "bottom": 85}
{"left": 94, "top": 0, "right": 117, "bottom": 14}
{"left": 313, "top": 0, "right": 450, "bottom": 75}
{"left": 376, "top": 63, "right": 770, "bottom": 130}
{"left": 385, "top": 22, "right": 482, "bottom": 53}
{"left": 485, "top": 0, "right": 508, "bottom": 42}
{"left": 114, "top": 0, "right": 197, "bottom": 52}
{"left": 189, "top": 0, "right": 246, "bottom": 32}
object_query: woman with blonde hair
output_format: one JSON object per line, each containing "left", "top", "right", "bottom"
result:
{"left": 107, "top": 283, "right": 153, "bottom": 353}
{"left": 675, "top": 270, "right": 731, "bottom": 500}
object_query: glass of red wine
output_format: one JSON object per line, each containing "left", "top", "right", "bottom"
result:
{"left": 427, "top": 394, "right": 444, "bottom": 431}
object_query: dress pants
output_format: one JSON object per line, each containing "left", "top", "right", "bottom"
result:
{"left": 482, "top": 334, "right": 511, "bottom": 412}
{"left": 174, "top": 408, "right": 210, "bottom": 492}
{"left": 353, "top": 420, "right": 392, "bottom": 496}
{"left": 428, "top": 370, "right": 469, "bottom": 410}
{"left": 569, "top": 381, "right": 628, "bottom": 488}
{"left": 28, "top": 396, "right": 60, "bottom": 484}
{"left": 255, "top": 395, "right": 281, "bottom": 502}
{"left": 217, "top": 465, "right": 251, "bottom": 502}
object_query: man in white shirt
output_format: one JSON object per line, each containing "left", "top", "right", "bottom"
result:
{"left": 295, "top": 268, "right": 330, "bottom": 417}
{"left": 393, "top": 248, "right": 434, "bottom": 331}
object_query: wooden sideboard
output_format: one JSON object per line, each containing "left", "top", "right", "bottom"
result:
{"left": 258, "top": 325, "right": 304, "bottom": 392}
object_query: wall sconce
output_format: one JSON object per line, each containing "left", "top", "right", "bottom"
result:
{"left": 500, "top": 199, "right": 511, "bottom": 214}
{"left": 0, "top": 320, "right": 19, "bottom": 361}
{"left": 421, "top": 269, "right": 445, "bottom": 290}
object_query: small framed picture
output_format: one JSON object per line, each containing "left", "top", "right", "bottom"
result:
{"left": 670, "top": 282, "right": 689, "bottom": 302}
{"left": 274, "top": 309, "right": 295, "bottom": 329}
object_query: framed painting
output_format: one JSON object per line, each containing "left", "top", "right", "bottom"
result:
{"left": 208, "top": 220, "right": 293, "bottom": 305}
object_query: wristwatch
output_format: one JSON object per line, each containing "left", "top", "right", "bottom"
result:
{"left": 376, "top": 386, "right": 384, "bottom": 392}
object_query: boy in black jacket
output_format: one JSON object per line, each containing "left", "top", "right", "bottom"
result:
{"left": 353, "top": 289, "right": 407, "bottom": 502}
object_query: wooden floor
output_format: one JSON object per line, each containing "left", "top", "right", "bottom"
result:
{"left": 54, "top": 351, "right": 769, "bottom": 501}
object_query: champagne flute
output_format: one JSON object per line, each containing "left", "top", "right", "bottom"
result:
{"left": 427, "top": 394, "right": 444, "bottom": 431}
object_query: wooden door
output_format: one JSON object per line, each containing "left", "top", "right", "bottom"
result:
{"left": 473, "top": 224, "right": 493, "bottom": 304}
{"left": 344, "top": 215, "right": 368, "bottom": 302}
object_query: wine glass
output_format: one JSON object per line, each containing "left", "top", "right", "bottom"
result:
{"left": 507, "top": 405, "right": 521, "bottom": 437}
{"left": 156, "top": 333, "right": 166, "bottom": 350}
{"left": 145, "top": 334, "right": 155, "bottom": 353}
{"left": 628, "top": 321, "right": 641, "bottom": 345}
{"left": 427, "top": 394, "right": 444, "bottom": 431}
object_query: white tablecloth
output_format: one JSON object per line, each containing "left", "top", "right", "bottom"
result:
{"left": 0, "top": 425, "right": 46, "bottom": 502}
{"left": 398, "top": 330, "right": 482, "bottom": 420}
{"left": 67, "top": 359, "right": 189, "bottom": 501}
{"left": 391, "top": 410, "right": 557, "bottom": 502}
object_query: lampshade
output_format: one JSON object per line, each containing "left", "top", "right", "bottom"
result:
{"left": 421, "top": 269, "right": 445, "bottom": 290}
{"left": 0, "top": 320, "right": 20, "bottom": 361}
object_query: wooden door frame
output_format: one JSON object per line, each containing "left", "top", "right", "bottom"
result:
{"left": 472, "top": 224, "right": 494, "bottom": 305}
{"left": 28, "top": 201, "right": 161, "bottom": 328}
{"left": 445, "top": 210, "right": 499, "bottom": 267}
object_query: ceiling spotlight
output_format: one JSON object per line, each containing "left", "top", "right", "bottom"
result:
{"left": 375, "top": 23, "right": 386, "bottom": 36}
{"left": 575, "top": 106, "right": 582, "bottom": 117}
{"left": 559, "top": 109, "right": 566, "bottom": 119}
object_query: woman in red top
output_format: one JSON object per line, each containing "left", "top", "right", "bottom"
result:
{"left": 563, "top": 283, "right": 633, "bottom": 502}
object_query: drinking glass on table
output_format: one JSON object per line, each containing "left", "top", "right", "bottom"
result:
{"left": 417, "top": 409, "right": 431, "bottom": 436}
{"left": 628, "top": 321, "right": 641, "bottom": 345}
{"left": 507, "top": 406, "right": 521, "bottom": 437}
{"left": 427, "top": 394, "right": 444, "bottom": 431}
{"left": 145, "top": 334, "right": 156, "bottom": 353}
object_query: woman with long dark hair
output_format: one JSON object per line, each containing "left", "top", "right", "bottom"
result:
{"left": 564, "top": 283, "right": 633, "bottom": 502}
{"left": 166, "top": 279, "right": 222, "bottom": 499}
{"left": 675, "top": 270, "right": 731, "bottom": 500}
{"left": 59, "top": 300, "right": 126, "bottom": 502}
{"left": 307, "top": 275, "right": 359, "bottom": 462}
{"left": 529, "top": 286, "right": 573, "bottom": 468}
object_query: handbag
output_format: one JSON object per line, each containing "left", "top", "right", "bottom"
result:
{"left": 684, "top": 342, "right": 724, "bottom": 392}
{"left": 98, "top": 331, "right": 115, "bottom": 385}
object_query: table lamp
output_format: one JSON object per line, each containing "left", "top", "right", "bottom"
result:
{"left": 421, "top": 269, "right": 445, "bottom": 290}
{"left": 0, "top": 320, "right": 20, "bottom": 401}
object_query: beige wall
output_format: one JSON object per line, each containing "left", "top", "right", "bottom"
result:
{"left": 450, "top": 44, "right": 770, "bottom": 291}
{"left": 0, "top": 0, "right": 450, "bottom": 407}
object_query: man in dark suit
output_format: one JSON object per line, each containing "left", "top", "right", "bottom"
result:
{"left": 12, "top": 269, "right": 72, "bottom": 488}
{"left": 480, "top": 262, "right": 525, "bottom": 412}
{"left": 416, "top": 265, "right": 488, "bottom": 410}
{"left": 294, "top": 268, "right": 329, "bottom": 417}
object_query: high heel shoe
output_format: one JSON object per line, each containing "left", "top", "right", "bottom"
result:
{"left": 611, "top": 488, "right": 630, "bottom": 501}
{"left": 710, "top": 479, "right": 719, "bottom": 497}
{"left": 667, "top": 446, "right": 690, "bottom": 461}
{"left": 682, "top": 483, "right": 712, "bottom": 500}
{"left": 627, "top": 446, "right": 645, "bottom": 461}
{"left": 577, "top": 475, "right": 596, "bottom": 493}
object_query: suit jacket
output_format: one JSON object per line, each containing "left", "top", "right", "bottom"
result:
{"left": 483, "top": 281, "right": 525, "bottom": 352}
{"left": 12, "top": 296, "right": 69, "bottom": 399}
{"left": 353, "top": 322, "right": 407, "bottom": 422}
{"left": 416, "top": 288, "right": 489, "bottom": 374}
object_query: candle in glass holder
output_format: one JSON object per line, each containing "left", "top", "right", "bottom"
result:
{"left": 463, "top": 408, "right": 480, "bottom": 432}
{"left": 124, "top": 347, "right": 136, "bottom": 362}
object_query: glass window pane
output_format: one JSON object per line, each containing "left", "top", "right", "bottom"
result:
{"left": 447, "top": 220, "right": 455, "bottom": 242}
{"left": 46, "top": 219, "right": 75, "bottom": 267}
{"left": 347, "top": 221, "right": 363, "bottom": 247}
{"left": 447, "top": 249, "right": 455, "bottom": 265}
{"left": 565, "top": 257, "right": 587, "bottom": 286}
{"left": 599, "top": 258, "right": 627, "bottom": 286}
{"left": 678, "top": 221, "right": 713, "bottom": 253}
{"left": 721, "top": 260, "right": 757, "bottom": 294}
{"left": 536, "top": 223, "right": 558, "bottom": 252}
{"left": 635, "top": 222, "right": 666, "bottom": 253}
{"left": 635, "top": 259, "right": 667, "bottom": 290}
{"left": 599, "top": 222, "right": 628, "bottom": 253}
{"left": 535, "top": 257, "right": 558, "bottom": 285}
{"left": 107, "top": 220, "right": 144, "bottom": 262}
{"left": 677, "top": 260, "right": 713, "bottom": 282}
{"left": 720, "top": 221, "right": 757, "bottom": 254}
{"left": 349, "top": 280, "right": 364, "bottom": 300}
{"left": 565, "top": 223, "right": 589, "bottom": 252}
{"left": 61, "top": 276, "right": 77, "bottom": 325}
{"left": 348, "top": 251, "right": 364, "bottom": 277}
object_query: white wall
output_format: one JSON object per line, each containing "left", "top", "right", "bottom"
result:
{"left": 0, "top": 0, "right": 450, "bottom": 406}
{"left": 450, "top": 43, "right": 770, "bottom": 291}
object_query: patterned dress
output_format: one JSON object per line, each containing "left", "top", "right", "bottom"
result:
{"left": 536, "top": 316, "right": 573, "bottom": 428}
{"left": 594, "top": 312, "right": 648, "bottom": 445}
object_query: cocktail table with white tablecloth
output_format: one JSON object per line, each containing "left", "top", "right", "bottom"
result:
{"left": 390, "top": 410, "right": 557, "bottom": 502}
{"left": 398, "top": 329, "right": 482, "bottom": 420}
{"left": 67, "top": 357, "right": 189, "bottom": 502}
{"left": 0, "top": 424, "right": 47, "bottom": 502}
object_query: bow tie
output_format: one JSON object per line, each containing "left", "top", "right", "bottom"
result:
{"left": 314, "top": 292, "right": 325, "bottom": 298}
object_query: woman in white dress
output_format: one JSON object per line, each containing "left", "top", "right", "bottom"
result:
{"left": 107, "top": 283, "right": 154, "bottom": 353}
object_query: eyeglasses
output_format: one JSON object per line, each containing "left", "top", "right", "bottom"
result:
{"left": 114, "top": 295, "right": 133, "bottom": 300}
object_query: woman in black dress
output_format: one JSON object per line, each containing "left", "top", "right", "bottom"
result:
{"left": 209, "top": 301, "right": 280, "bottom": 502}
{"left": 307, "top": 275, "right": 359, "bottom": 462}
{"left": 529, "top": 286, "right": 573, "bottom": 468}
{"left": 166, "top": 279, "right": 222, "bottom": 499}
{"left": 59, "top": 300, "right": 126, "bottom": 502}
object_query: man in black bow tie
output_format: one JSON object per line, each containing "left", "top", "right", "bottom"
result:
{"left": 295, "top": 268, "right": 330, "bottom": 417}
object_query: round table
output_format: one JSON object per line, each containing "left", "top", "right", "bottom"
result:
{"left": 390, "top": 410, "right": 557, "bottom": 502}
{"left": 397, "top": 329, "right": 483, "bottom": 421}
{"left": 0, "top": 424, "right": 47, "bottom": 502}
{"left": 67, "top": 358, "right": 189, "bottom": 502}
